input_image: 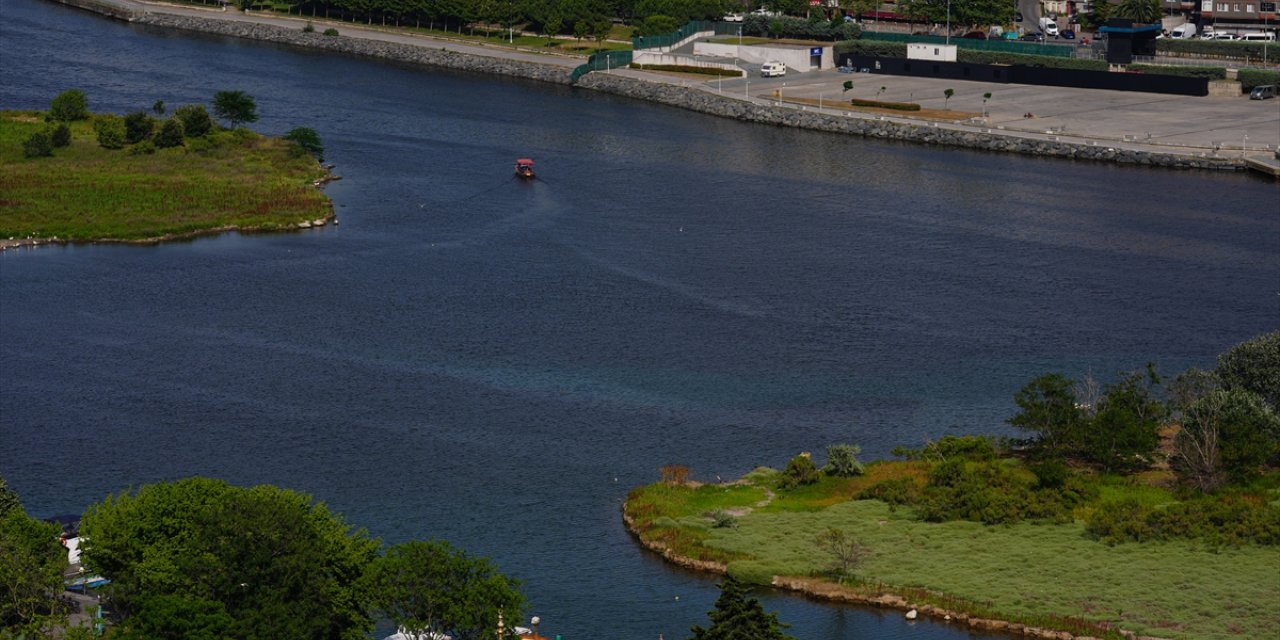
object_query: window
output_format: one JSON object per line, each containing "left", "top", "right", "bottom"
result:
{"left": 1246, "top": 3, "right": 1255, "bottom": 10}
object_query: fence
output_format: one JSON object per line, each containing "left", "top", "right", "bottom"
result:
{"left": 571, "top": 49, "right": 634, "bottom": 82}
{"left": 861, "top": 31, "right": 1074, "bottom": 58}
{"left": 633, "top": 20, "right": 715, "bottom": 50}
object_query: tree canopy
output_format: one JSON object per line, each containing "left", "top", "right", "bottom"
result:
{"left": 688, "top": 578, "right": 795, "bottom": 640}
{"left": 212, "top": 90, "right": 259, "bottom": 128}
{"left": 0, "top": 476, "right": 70, "bottom": 637}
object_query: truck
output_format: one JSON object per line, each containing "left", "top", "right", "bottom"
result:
{"left": 1170, "top": 23, "right": 1197, "bottom": 38}
{"left": 1040, "top": 17, "right": 1059, "bottom": 37}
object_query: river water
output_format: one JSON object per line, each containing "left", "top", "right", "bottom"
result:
{"left": 2, "top": 0, "right": 1278, "bottom": 638}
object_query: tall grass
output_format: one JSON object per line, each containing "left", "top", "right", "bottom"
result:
{"left": 0, "top": 111, "right": 330, "bottom": 241}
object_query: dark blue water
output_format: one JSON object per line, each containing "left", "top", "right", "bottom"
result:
{"left": 2, "top": 0, "right": 1278, "bottom": 637}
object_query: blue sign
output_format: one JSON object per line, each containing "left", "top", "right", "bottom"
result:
{"left": 810, "top": 47, "right": 823, "bottom": 56}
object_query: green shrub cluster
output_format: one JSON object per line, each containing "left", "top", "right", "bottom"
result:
{"left": 1156, "top": 38, "right": 1275, "bottom": 60}
{"left": 22, "top": 131, "right": 53, "bottom": 158}
{"left": 1128, "top": 64, "right": 1226, "bottom": 79}
{"left": 1086, "top": 494, "right": 1280, "bottom": 545}
{"left": 891, "top": 435, "right": 1001, "bottom": 461}
{"left": 629, "top": 63, "right": 741, "bottom": 76}
{"left": 849, "top": 97, "right": 920, "bottom": 111}
{"left": 324, "top": 28, "right": 340, "bottom": 36}
{"left": 1239, "top": 68, "right": 1280, "bottom": 92}
{"left": 955, "top": 50, "right": 1108, "bottom": 71}
{"left": 779, "top": 454, "right": 819, "bottom": 489}
{"left": 917, "top": 459, "right": 1097, "bottom": 524}
{"left": 741, "top": 14, "right": 861, "bottom": 41}
{"left": 834, "top": 40, "right": 907, "bottom": 58}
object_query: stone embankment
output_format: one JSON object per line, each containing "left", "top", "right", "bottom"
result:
{"left": 53, "top": 1, "right": 1243, "bottom": 171}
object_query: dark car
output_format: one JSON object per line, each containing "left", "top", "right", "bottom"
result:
{"left": 1021, "top": 32, "right": 1046, "bottom": 42}
{"left": 1016, "top": 11, "right": 1024, "bottom": 21}
{"left": 1061, "top": 29, "right": 1076, "bottom": 39}
{"left": 962, "top": 31, "right": 988, "bottom": 39}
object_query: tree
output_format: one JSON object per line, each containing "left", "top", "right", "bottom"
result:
{"left": 1083, "top": 367, "right": 1165, "bottom": 471}
{"left": 284, "top": 127, "right": 324, "bottom": 160}
{"left": 154, "top": 118, "right": 185, "bottom": 148}
{"left": 592, "top": 18, "right": 612, "bottom": 48}
{"left": 80, "top": 477, "right": 379, "bottom": 640}
{"left": 109, "top": 594, "right": 234, "bottom": 640}
{"left": 51, "top": 123, "right": 72, "bottom": 148}
{"left": 981, "top": 91, "right": 991, "bottom": 117}
{"left": 823, "top": 443, "right": 865, "bottom": 477}
{"left": 94, "top": 115, "right": 126, "bottom": 149}
{"left": 543, "top": 14, "right": 563, "bottom": 43}
{"left": 50, "top": 89, "right": 89, "bottom": 121}
{"left": 212, "top": 90, "right": 259, "bottom": 128}
{"left": 779, "top": 453, "right": 819, "bottom": 488}
{"left": 842, "top": 80, "right": 853, "bottom": 92}
{"left": 574, "top": 18, "right": 591, "bottom": 41}
{"left": 1174, "top": 389, "right": 1280, "bottom": 491}
{"left": 1007, "top": 373, "right": 1084, "bottom": 457}
{"left": 152, "top": 100, "right": 166, "bottom": 115}
{"left": 22, "top": 131, "right": 53, "bottom": 158}
{"left": 943, "top": 87, "right": 954, "bottom": 108}
{"left": 363, "top": 540, "right": 525, "bottom": 640}
{"left": 688, "top": 578, "right": 795, "bottom": 640}
{"left": 173, "top": 104, "right": 213, "bottom": 137}
{"left": 1216, "top": 331, "right": 1280, "bottom": 410}
{"left": 0, "top": 478, "right": 69, "bottom": 636}
{"left": 814, "top": 528, "right": 870, "bottom": 578}
{"left": 123, "top": 111, "right": 155, "bottom": 144}
{"left": 639, "top": 14, "right": 678, "bottom": 36}
{"left": 1112, "top": 0, "right": 1160, "bottom": 22}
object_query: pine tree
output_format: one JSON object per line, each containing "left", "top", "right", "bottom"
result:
{"left": 688, "top": 579, "right": 795, "bottom": 640}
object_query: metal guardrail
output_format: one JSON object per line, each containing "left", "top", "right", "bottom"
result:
{"left": 861, "top": 31, "right": 1074, "bottom": 58}
{"left": 571, "top": 49, "right": 634, "bottom": 82}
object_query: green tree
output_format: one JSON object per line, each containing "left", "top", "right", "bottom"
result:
{"left": 124, "top": 111, "right": 155, "bottom": 144}
{"left": 284, "top": 127, "right": 324, "bottom": 160}
{"left": 80, "top": 477, "right": 379, "bottom": 640}
{"left": 51, "top": 122, "right": 72, "bottom": 148}
{"left": 154, "top": 118, "right": 186, "bottom": 148}
{"left": 1174, "top": 389, "right": 1280, "bottom": 491}
{"left": 823, "top": 443, "right": 865, "bottom": 477}
{"left": 152, "top": 100, "right": 166, "bottom": 115}
{"left": 363, "top": 540, "right": 525, "bottom": 640}
{"left": 943, "top": 87, "right": 954, "bottom": 108}
{"left": 688, "top": 578, "right": 796, "bottom": 640}
{"left": 212, "top": 90, "right": 259, "bottom": 128}
{"left": 1007, "top": 373, "right": 1084, "bottom": 457}
{"left": 50, "top": 89, "right": 89, "bottom": 121}
{"left": 109, "top": 594, "right": 234, "bottom": 640}
{"left": 574, "top": 18, "right": 591, "bottom": 41}
{"left": 0, "top": 480, "right": 69, "bottom": 636}
{"left": 1084, "top": 367, "right": 1165, "bottom": 471}
{"left": 174, "top": 104, "right": 214, "bottom": 137}
{"left": 814, "top": 528, "right": 870, "bottom": 578}
{"left": 1112, "top": 0, "right": 1160, "bottom": 22}
{"left": 1216, "top": 331, "right": 1280, "bottom": 410}
{"left": 94, "top": 115, "right": 126, "bottom": 149}
{"left": 543, "top": 14, "right": 564, "bottom": 42}
{"left": 639, "top": 14, "right": 678, "bottom": 35}
{"left": 842, "top": 80, "right": 853, "bottom": 92}
{"left": 592, "top": 18, "right": 612, "bottom": 48}
{"left": 22, "top": 131, "right": 53, "bottom": 158}
{"left": 779, "top": 453, "right": 819, "bottom": 488}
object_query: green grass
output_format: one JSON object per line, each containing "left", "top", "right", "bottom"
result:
{"left": 626, "top": 462, "right": 1280, "bottom": 640}
{"left": 0, "top": 111, "right": 330, "bottom": 241}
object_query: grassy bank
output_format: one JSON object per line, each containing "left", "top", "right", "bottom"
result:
{"left": 0, "top": 110, "right": 331, "bottom": 242}
{"left": 625, "top": 461, "right": 1280, "bottom": 640}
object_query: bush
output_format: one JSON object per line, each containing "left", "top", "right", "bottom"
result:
{"left": 823, "top": 444, "right": 865, "bottom": 477}
{"left": 303, "top": 22, "right": 315, "bottom": 33}
{"left": 629, "top": 63, "right": 741, "bottom": 76}
{"left": 124, "top": 111, "right": 154, "bottom": 144}
{"left": 22, "top": 131, "right": 53, "bottom": 158}
{"left": 127, "top": 140, "right": 157, "bottom": 155}
{"left": 1031, "top": 459, "right": 1070, "bottom": 489}
{"left": 849, "top": 97, "right": 920, "bottom": 111}
{"left": 1216, "top": 331, "right": 1280, "bottom": 409}
{"left": 50, "top": 123, "right": 71, "bottom": 148}
{"left": 857, "top": 477, "right": 921, "bottom": 505}
{"left": 173, "top": 104, "right": 213, "bottom": 138}
{"left": 1238, "top": 69, "right": 1280, "bottom": 92}
{"left": 779, "top": 454, "right": 819, "bottom": 489}
{"left": 834, "top": 40, "right": 907, "bottom": 58}
{"left": 49, "top": 89, "right": 89, "bottom": 121}
{"left": 154, "top": 118, "right": 185, "bottom": 148}
{"left": 323, "top": 28, "right": 339, "bottom": 36}
{"left": 283, "top": 127, "right": 324, "bottom": 161}
{"left": 1087, "top": 493, "right": 1280, "bottom": 545}
{"left": 708, "top": 510, "right": 737, "bottom": 528}
{"left": 94, "top": 115, "right": 126, "bottom": 149}
{"left": 956, "top": 50, "right": 1108, "bottom": 70}
{"left": 743, "top": 14, "right": 860, "bottom": 41}
{"left": 1157, "top": 38, "right": 1275, "bottom": 60}
{"left": 1128, "top": 64, "right": 1226, "bottom": 79}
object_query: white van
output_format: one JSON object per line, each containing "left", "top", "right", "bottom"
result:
{"left": 760, "top": 61, "right": 787, "bottom": 77}
{"left": 1170, "top": 24, "right": 1196, "bottom": 38}
{"left": 1241, "top": 32, "right": 1276, "bottom": 41}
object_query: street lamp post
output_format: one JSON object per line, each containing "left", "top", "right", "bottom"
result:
{"left": 946, "top": 0, "right": 952, "bottom": 44}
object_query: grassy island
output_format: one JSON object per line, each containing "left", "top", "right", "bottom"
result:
{"left": 626, "top": 334, "right": 1280, "bottom": 640}
{"left": 1, "top": 98, "right": 331, "bottom": 244}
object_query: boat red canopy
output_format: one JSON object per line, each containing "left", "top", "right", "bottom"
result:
{"left": 516, "top": 158, "right": 534, "bottom": 165}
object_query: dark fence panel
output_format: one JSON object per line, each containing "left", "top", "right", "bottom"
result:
{"left": 840, "top": 55, "right": 1209, "bottom": 96}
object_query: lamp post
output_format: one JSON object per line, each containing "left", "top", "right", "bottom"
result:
{"left": 946, "top": 0, "right": 952, "bottom": 44}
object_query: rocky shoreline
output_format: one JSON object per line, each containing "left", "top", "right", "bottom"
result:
{"left": 53, "top": 0, "right": 1242, "bottom": 171}
{"left": 621, "top": 510, "right": 1169, "bottom": 640}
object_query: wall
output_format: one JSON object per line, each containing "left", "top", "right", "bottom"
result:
{"left": 632, "top": 52, "right": 745, "bottom": 75}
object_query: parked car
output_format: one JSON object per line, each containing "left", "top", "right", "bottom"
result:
{"left": 1251, "top": 84, "right": 1278, "bottom": 100}
{"left": 837, "top": 65, "right": 856, "bottom": 73}
{"left": 760, "top": 61, "right": 787, "bottom": 77}
{"left": 1015, "top": 11, "right": 1024, "bottom": 21}
{"left": 1061, "top": 29, "right": 1075, "bottom": 39}
{"left": 1212, "top": 33, "right": 1240, "bottom": 40}
{"left": 1021, "top": 32, "right": 1046, "bottom": 42}
{"left": 1044, "top": 23, "right": 1060, "bottom": 37}
{"left": 723, "top": 12, "right": 744, "bottom": 22}
{"left": 962, "top": 31, "right": 988, "bottom": 39}
{"left": 1241, "top": 32, "right": 1276, "bottom": 41}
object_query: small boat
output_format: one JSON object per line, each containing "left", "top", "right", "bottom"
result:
{"left": 515, "top": 158, "right": 535, "bottom": 179}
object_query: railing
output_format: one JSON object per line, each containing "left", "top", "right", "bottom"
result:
{"left": 861, "top": 31, "right": 1075, "bottom": 58}
{"left": 571, "top": 49, "right": 634, "bottom": 82}
{"left": 633, "top": 20, "right": 715, "bottom": 50}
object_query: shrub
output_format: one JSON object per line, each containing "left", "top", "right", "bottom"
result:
{"left": 154, "top": 118, "right": 185, "bottom": 148}
{"left": 708, "top": 510, "right": 737, "bottom": 528}
{"left": 1128, "top": 64, "right": 1226, "bottom": 79}
{"left": 1087, "top": 493, "right": 1280, "bottom": 545}
{"left": 743, "top": 14, "right": 860, "bottom": 41}
{"left": 779, "top": 454, "right": 819, "bottom": 488}
{"left": 49, "top": 89, "right": 89, "bottom": 121}
{"left": 94, "top": 115, "right": 126, "bottom": 149}
{"left": 1238, "top": 69, "right": 1280, "bottom": 92}
{"left": 323, "top": 28, "right": 339, "bottom": 36}
{"left": 849, "top": 97, "right": 920, "bottom": 111}
{"left": 283, "top": 127, "right": 324, "bottom": 161}
{"left": 173, "top": 104, "right": 213, "bottom": 138}
{"left": 834, "top": 40, "right": 907, "bottom": 58}
{"left": 22, "top": 131, "right": 53, "bottom": 158}
{"left": 1031, "top": 459, "right": 1070, "bottom": 489}
{"left": 1157, "top": 38, "right": 1274, "bottom": 60}
{"left": 50, "top": 123, "right": 71, "bottom": 148}
{"left": 628, "top": 63, "right": 741, "bottom": 76}
{"left": 124, "top": 111, "right": 154, "bottom": 144}
{"left": 127, "top": 139, "right": 157, "bottom": 155}
{"left": 857, "top": 477, "right": 921, "bottom": 505}
{"left": 1216, "top": 331, "right": 1280, "bottom": 410}
{"left": 303, "top": 22, "right": 315, "bottom": 32}
{"left": 823, "top": 444, "right": 865, "bottom": 477}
